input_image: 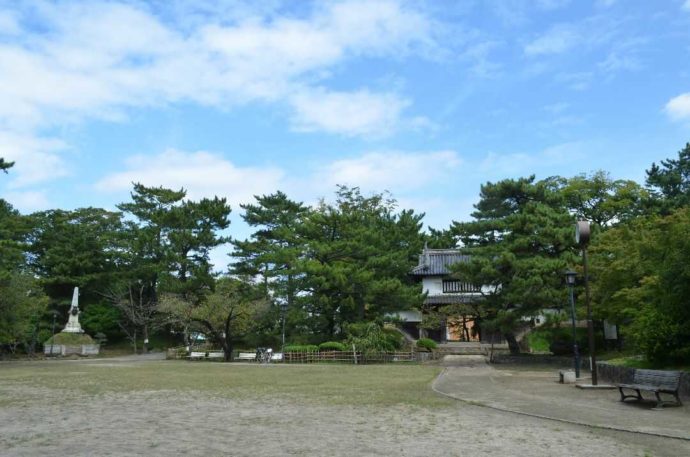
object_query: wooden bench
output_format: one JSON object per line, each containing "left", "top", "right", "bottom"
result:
{"left": 618, "top": 369, "right": 683, "bottom": 408}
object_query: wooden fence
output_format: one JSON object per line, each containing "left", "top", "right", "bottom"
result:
{"left": 281, "top": 350, "right": 415, "bottom": 364}
{"left": 168, "top": 347, "right": 418, "bottom": 364}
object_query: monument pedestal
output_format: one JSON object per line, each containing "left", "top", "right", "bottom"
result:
{"left": 44, "top": 287, "right": 100, "bottom": 357}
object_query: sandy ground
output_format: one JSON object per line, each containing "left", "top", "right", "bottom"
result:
{"left": 1, "top": 357, "right": 689, "bottom": 456}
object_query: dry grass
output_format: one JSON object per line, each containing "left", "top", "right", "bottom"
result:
{"left": 0, "top": 360, "right": 450, "bottom": 408}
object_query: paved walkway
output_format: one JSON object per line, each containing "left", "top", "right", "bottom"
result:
{"left": 433, "top": 356, "right": 690, "bottom": 440}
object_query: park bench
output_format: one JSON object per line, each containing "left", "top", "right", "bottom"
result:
{"left": 237, "top": 352, "right": 257, "bottom": 361}
{"left": 188, "top": 351, "right": 224, "bottom": 360}
{"left": 618, "top": 369, "right": 683, "bottom": 408}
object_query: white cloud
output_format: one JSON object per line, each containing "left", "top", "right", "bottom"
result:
{"left": 525, "top": 24, "right": 579, "bottom": 56}
{"left": 320, "top": 151, "right": 462, "bottom": 191}
{"left": 95, "top": 149, "right": 286, "bottom": 208}
{"left": 0, "top": 131, "right": 70, "bottom": 188}
{"left": 0, "top": 190, "right": 51, "bottom": 212}
{"left": 0, "top": 1, "right": 435, "bottom": 131}
{"left": 0, "top": 1, "right": 441, "bottom": 191}
{"left": 289, "top": 88, "right": 410, "bottom": 137}
{"left": 97, "top": 149, "right": 463, "bottom": 215}
{"left": 665, "top": 93, "right": 690, "bottom": 121}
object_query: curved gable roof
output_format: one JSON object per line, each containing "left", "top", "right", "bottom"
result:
{"left": 410, "top": 248, "right": 469, "bottom": 276}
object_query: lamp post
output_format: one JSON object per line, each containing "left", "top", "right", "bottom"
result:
{"left": 575, "top": 220, "right": 597, "bottom": 385}
{"left": 564, "top": 270, "right": 580, "bottom": 379}
{"left": 49, "top": 309, "right": 59, "bottom": 356}
{"left": 280, "top": 302, "right": 288, "bottom": 352}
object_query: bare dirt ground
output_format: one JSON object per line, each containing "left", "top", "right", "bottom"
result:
{"left": 0, "top": 356, "right": 688, "bottom": 456}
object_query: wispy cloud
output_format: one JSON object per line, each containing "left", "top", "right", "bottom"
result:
{"left": 479, "top": 141, "right": 585, "bottom": 177}
{"left": 665, "top": 92, "right": 690, "bottom": 121}
{"left": 289, "top": 88, "right": 410, "bottom": 137}
{"left": 319, "top": 151, "right": 462, "bottom": 192}
{"left": 524, "top": 24, "right": 579, "bottom": 56}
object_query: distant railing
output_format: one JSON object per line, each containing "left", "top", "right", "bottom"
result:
{"left": 282, "top": 350, "right": 416, "bottom": 364}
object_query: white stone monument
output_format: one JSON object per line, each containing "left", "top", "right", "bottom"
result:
{"left": 63, "top": 287, "right": 84, "bottom": 333}
{"left": 44, "top": 287, "right": 100, "bottom": 356}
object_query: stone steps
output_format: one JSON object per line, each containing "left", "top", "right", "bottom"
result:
{"left": 438, "top": 342, "right": 484, "bottom": 355}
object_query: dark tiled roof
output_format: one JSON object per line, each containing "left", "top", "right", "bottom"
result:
{"left": 423, "top": 295, "right": 480, "bottom": 305}
{"left": 410, "top": 249, "right": 470, "bottom": 276}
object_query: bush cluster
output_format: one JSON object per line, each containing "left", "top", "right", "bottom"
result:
{"left": 283, "top": 344, "right": 319, "bottom": 352}
{"left": 318, "top": 341, "right": 347, "bottom": 351}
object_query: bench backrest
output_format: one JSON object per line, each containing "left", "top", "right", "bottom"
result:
{"left": 633, "top": 369, "right": 681, "bottom": 390}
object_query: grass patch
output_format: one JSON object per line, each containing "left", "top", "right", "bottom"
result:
{"left": 0, "top": 360, "right": 451, "bottom": 408}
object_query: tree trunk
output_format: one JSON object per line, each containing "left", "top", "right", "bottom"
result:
{"left": 504, "top": 332, "right": 520, "bottom": 355}
{"left": 223, "top": 341, "right": 234, "bottom": 362}
{"left": 131, "top": 328, "right": 138, "bottom": 354}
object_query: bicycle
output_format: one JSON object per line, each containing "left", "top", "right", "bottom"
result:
{"left": 255, "top": 347, "right": 273, "bottom": 364}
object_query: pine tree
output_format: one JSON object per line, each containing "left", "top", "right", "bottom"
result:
{"left": 451, "top": 176, "right": 576, "bottom": 353}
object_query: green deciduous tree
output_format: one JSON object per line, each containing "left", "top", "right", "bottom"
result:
{"left": 0, "top": 273, "right": 49, "bottom": 355}
{"left": 590, "top": 209, "right": 690, "bottom": 364}
{"left": 560, "top": 171, "right": 647, "bottom": 228}
{"left": 159, "top": 277, "right": 269, "bottom": 361}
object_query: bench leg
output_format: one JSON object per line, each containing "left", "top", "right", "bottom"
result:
{"left": 654, "top": 391, "right": 665, "bottom": 408}
{"left": 619, "top": 387, "right": 642, "bottom": 402}
{"left": 653, "top": 392, "right": 683, "bottom": 408}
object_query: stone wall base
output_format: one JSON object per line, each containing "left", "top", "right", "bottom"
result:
{"left": 44, "top": 344, "right": 100, "bottom": 356}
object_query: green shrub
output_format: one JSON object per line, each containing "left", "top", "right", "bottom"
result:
{"left": 318, "top": 341, "right": 347, "bottom": 351}
{"left": 283, "top": 344, "right": 319, "bottom": 352}
{"left": 345, "top": 322, "right": 396, "bottom": 352}
{"left": 382, "top": 328, "right": 404, "bottom": 350}
{"left": 416, "top": 338, "right": 437, "bottom": 350}
{"left": 526, "top": 327, "right": 603, "bottom": 356}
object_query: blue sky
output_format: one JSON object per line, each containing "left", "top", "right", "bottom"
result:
{"left": 2, "top": 0, "right": 690, "bottom": 264}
